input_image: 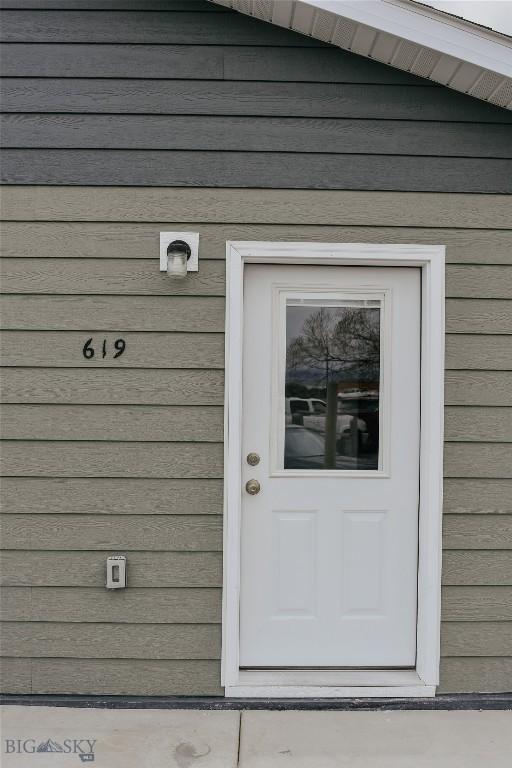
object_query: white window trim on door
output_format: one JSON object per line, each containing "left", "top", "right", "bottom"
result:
{"left": 222, "top": 242, "right": 445, "bottom": 699}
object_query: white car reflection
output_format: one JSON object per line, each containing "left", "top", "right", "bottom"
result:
{"left": 284, "top": 425, "right": 378, "bottom": 470}
{"left": 285, "top": 396, "right": 368, "bottom": 447}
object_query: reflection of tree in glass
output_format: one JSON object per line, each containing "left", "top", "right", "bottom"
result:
{"left": 287, "top": 307, "right": 379, "bottom": 383}
{"left": 286, "top": 307, "right": 380, "bottom": 469}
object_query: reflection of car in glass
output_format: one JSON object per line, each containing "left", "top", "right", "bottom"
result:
{"left": 286, "top": 397, "right": 326, "bottom": 423}
{"left": 285, "top": 424, "right": 325, "bottom": 468}
{"left": 284, "top": 425, "right": 377, "bottom": 470}
{"left": 285, "top": 396, "right": 368, "bottom": 450}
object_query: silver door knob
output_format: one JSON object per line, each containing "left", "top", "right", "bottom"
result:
{"left": 245, "top": 479, "right": 261, "bottom": 495}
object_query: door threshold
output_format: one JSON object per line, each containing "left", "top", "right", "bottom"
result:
{"left": 227, "top": 668, "right": 433, "bottom": 698}
{"left": 240, "top": 666, "right": 416, "bottom": 672}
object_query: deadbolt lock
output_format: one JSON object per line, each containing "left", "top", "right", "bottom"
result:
{"left": 245, "top": 479, "right": 261, "bottom": 495}
{"left": 246, "top": 452, "right": 260, "bottom": 466}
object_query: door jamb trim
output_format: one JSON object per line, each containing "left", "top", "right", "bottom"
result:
{"left": 222, "top": 242, "right": 445, "bottom": 698}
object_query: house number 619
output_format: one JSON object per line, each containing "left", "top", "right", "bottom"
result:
{"left": 82, "top": 337, "right": 126, "bottom": 360}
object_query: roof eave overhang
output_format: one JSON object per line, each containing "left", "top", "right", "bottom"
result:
{"left": 211, "top": 0, "right": 512, "bottom": 109}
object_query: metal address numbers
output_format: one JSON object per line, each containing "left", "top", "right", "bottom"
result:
{"left": 82, "top": 337, "right": 126, "bottom": 360}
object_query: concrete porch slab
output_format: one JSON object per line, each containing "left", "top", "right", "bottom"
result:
{"left": 238, "top": 710, "right": 512, "bottom": 768}
{"left": 0, "top": 706, "right": 240, "bottom": 768}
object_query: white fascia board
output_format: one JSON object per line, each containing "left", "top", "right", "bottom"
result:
{"left": 307, "top": 0, "right": 512, "bottom": 77}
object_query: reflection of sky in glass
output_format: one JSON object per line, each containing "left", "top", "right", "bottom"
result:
{"left": 286, "top": 301, "right": 381, "bottom": 347}
{"left": 286, "top": 303, "right": 380, "bottom": 385}
{"left": 286, "top": 306, "right": 318, "bottom": 345}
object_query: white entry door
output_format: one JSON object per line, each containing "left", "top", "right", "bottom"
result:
{"left": 239, "top": 264, "right": 421, "bottom": 668}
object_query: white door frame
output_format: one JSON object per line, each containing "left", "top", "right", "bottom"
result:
{"left": 222, "top": 242, "right": 445, "bottom": 698}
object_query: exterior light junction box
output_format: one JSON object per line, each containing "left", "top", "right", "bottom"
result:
{"left": 160, "top": 231, "right": 199, "bottom": 272}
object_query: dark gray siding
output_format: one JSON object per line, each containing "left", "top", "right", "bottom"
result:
{"left": 1, "top": 0, "right": 511, "bottom": 191}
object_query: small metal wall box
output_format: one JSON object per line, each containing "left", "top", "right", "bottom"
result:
{"left": 106, "top": 555, "right": 127, "bottom": 589}
{"left": 160, "top": 231, "right": 199, "bottom": 273}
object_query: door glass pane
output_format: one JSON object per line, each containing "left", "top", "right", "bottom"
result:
{"left": 284, "top": 299, "right": 381, "bottom": 470}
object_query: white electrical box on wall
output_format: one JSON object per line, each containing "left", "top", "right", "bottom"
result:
{"left": 106, "top": 555, "right": 127, "bottom": 589}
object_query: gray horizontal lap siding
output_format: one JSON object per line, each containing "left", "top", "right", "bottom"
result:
{"left": 1, "top": 187, "right": 512, "bottom": 697}
{"left": 0, "top": 1, "right": 511, "bottom": 191}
